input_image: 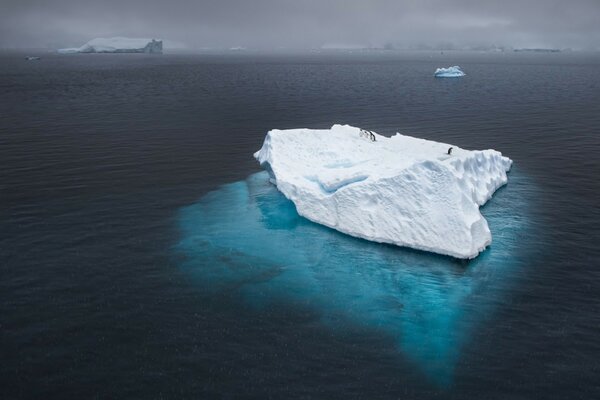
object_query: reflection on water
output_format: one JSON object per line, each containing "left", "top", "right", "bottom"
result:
{"left": 176, "top": 169, "right": 532, "bottom": 385}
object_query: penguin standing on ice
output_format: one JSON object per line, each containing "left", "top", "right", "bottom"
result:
{"left": 360, "top": 129, "right": 376, "bottom": 142}
{"left": 447, "top": 147, "right": 453, "bottom": 155}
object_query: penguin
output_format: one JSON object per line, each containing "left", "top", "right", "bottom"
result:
{"left": 447, "top": 147, "right": 453, "bottom": 155}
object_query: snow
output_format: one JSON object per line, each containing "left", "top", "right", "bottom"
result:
{"left": 434, "top": 66, "right": 466, "bottom": 78}
{"left": 58, "top": 37, "right": 163, "bottom": 54}
{"left": 254, "top": 124, "right": 512, "bottom": 259}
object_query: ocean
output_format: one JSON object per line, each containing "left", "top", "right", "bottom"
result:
{"left": 1, "top": 50, "right": 599, "bottom": 399}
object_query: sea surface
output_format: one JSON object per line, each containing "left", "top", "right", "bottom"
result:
{"left": 1, "top": 50, "right": 599, "bottom": 399}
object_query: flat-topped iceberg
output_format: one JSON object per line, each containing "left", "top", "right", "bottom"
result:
{"left": 434, "top": 66, "right": 465, "bottom": 78}
{"left": 254, "top": 124, "right": 512, "bottom": 259}
{"left": 58, "top": 37, "right": 163, "bottom": 54}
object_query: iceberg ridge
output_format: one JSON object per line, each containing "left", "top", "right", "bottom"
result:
{"left": 254, "top": 124, "right": 512, "bottom": 259}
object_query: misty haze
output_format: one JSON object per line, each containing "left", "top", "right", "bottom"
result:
{"left": 1, "top": 1, "right": 600, "bottom": 399}
{"left": 2, "top": 0, "right": 600, "bottom": 50}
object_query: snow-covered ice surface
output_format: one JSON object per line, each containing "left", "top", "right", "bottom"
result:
{"left": 175, "top": 167, "right": 535, "bottom": 385}
{"left": 434, "top": 66, "right": 466, "bottom": 78}
{"left": 254, "top": 124, "right": 512, "bottom": 259}
{"left": 58, "top": 37, "right": 163, "bottom": 54}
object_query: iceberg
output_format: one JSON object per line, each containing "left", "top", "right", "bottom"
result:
{"left": 434, "top": 66, "right": 466, "bottom": 78}
{"left": 58, "top": 37, "right": 163, "bottom": 54}
{"left": 254, "top": 124, "right": 512, "bottom": 259}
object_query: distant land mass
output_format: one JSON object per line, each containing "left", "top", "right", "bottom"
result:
{"left": 513, "top": 48, "right": 561, "bottom": 53}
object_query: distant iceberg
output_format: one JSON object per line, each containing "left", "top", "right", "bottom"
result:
{"left": 255, "top": 124, "right": 512, "bottom": 259}
{"left": 434, "top": 66, "right": 465, "bottom": 78}
{"left": 58, "top": 37, "right": 163, "bottom": 54}
{"left": 513, "top": 48, "right": 561, "bottom": 53}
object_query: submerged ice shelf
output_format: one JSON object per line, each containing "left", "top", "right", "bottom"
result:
{"left": 175, "top": 169, "right": 534, "bottom": 384}
{"left": 254, "top": 125, "right": 512, "bottom": 259}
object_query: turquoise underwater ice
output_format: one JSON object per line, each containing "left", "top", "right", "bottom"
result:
{"left": 175, "top": 169, "right": 532, "bottom": 385}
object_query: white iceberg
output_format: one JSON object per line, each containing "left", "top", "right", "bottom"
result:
{"left": 434, "top": 66, "right": 465, "bottom": 78}
{"left": 58, "top": 37, "right": 163, "bottom": 54}
{"left": 254, "top": 124, "right": 512, "bottom": 259}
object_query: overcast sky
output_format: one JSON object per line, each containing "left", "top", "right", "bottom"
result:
{"left": 2, "top": 0, "right": 599, "bottom": 49}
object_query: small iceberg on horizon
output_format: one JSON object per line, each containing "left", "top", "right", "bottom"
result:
{"left": 434, "top": 66, "right": 466, "bottom": 78}
{"left": 25, "top": 56, "right": 41, "bottom": 61}
{"left": 254, "top": 124, "right": 511, "bottom": 259}
{"left": 58, "top": 37, "right": 163, "bottom": 54}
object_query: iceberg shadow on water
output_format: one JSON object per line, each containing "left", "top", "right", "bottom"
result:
{"left": 175, "top": 168, "right": 534, "bottom": 385}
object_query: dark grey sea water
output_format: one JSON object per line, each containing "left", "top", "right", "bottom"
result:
{"left": 1, "top": 50, "right": 599, "bottom": 399}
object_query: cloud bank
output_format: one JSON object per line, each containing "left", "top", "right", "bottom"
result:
{"left": 2, "top": 0, "right": 599, "bottom": 49}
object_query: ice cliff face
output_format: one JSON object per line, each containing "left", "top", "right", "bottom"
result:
{"left": 254, "top": 124, "right": 512, "bottom": 259}
{"left": 434, "top": 66, "right": 466, "bottom": 78}
{"left": 59, "top": 38, "right": 163, "bottom": 54}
